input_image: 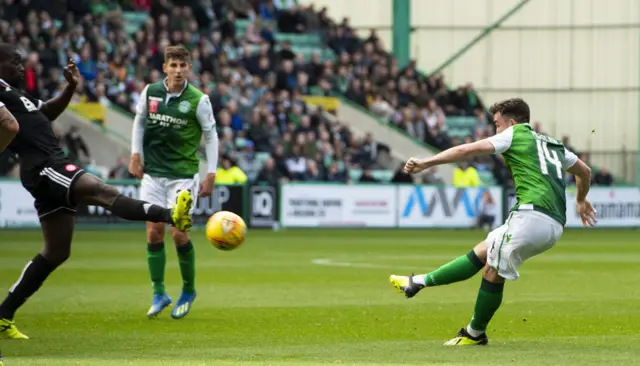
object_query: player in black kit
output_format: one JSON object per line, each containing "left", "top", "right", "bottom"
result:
{"left": 0, "top": 43, "right": 195, "bottom": 340}
{"left": 0, "top": 83, "right": 18, "bottom": 366}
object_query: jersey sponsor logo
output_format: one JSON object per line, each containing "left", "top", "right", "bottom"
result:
{"left": 149, "top": 100, "right": 159, "bottom": 113}
{"left": 148, "top": 112, "right": 189, "bottom": 128}
{"left": 178, "top": 100, "right": 191, "bottom": 113}
{"left": 65, "top": 164, "right": 78, "bottom": 172}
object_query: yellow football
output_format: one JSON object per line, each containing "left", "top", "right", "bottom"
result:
{"left": 205, "top": 211, "right": 247, "bottom": 251}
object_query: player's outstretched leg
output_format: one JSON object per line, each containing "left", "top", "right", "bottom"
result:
{"left": 0, "top": 212, "right": 75, "bottom": 340}
{"left": 170, "top": 228, "right": 196, "bottom": 319}
{"left": 444, "top": 266, "right": 504, "bottom": 346}
{"left": 389, "top": 246, "right": 485, "bottom": 298}
{"left": 71, "top": 174, "right": 193, "bottom": 231}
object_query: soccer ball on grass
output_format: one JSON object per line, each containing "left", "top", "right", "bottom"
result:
{"left": 205, "top": 211, "right": 247, "bottom": 250}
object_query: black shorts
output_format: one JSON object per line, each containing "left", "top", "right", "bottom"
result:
{"left": 23, "top": 161, "right": 86, "bottom": 219}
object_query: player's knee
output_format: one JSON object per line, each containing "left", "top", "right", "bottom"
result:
{"left": 73, "top": 174, "right": 121, "bottom": 207}
{"left": 473, "top": 242, "right": 489, "bottom": 263}
{"left": 95, "top": 182, "right": 121, "bottom": 207}
{"left": 482, "top": 265, "right": 504, "bottom": 284}
{"left": 170, "top": 227, "right": 189, "bottom": 246}
{"left": 146, "top": 224, "right": 165, "bottom": 243}
{"left": 41, "top": 247, "right": 70, "bottom": 266}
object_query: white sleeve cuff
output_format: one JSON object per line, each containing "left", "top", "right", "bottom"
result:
{"left": 562, "top": 147, "right": 579, "bottom": 170}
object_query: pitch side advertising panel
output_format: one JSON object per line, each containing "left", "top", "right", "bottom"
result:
{"left": 564, "top": 187, "right": 640, "bottom": 228}
{"left": 280, "top": 184, "right": 396, "bottom": 227}
{"left": 397, "top": 186, "right": 504, "bottom": 228}
{"left": 0, "top": 181, "right": 40, "bottom": 227}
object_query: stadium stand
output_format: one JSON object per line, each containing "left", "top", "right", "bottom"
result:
{"left": 0, "top": 0, "right": 404, "bottom": 184}
{"left": 0, "top": 0, "right": 609, "bottom": 187}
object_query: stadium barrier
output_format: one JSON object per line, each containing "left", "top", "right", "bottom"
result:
{"left": 0, "top": 179, "right": 638, "bottom": 228}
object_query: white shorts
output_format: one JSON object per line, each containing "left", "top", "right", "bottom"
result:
{"left": 485, "top": 210, "right": 563, "bottom": 281}
{"left": 140, "top": 173, "right": 200, "bottom": 214}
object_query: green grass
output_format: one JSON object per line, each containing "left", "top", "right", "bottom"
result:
{"left": 1, "top": 228, "right": 639, "bottom": 365}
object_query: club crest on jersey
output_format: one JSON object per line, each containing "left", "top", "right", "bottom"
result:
{"left": 178, "top": 101, "right": 191, "bottom": 114}
{"left": 65, "top": 164, "right": 78, "bottom": 172}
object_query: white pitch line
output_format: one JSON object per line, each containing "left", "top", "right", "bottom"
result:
{"left": 312, "top": 258, "right": 417, "bottom": 270}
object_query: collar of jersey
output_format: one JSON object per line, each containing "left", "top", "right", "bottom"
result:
{"left": 162, "top": 78, "right": 188, "bottom": 97}
{"left": 0, "top": 78, "right": 11, "bottom": 88}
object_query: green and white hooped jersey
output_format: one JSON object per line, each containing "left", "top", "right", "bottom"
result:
{"left": 487, "top": 123, "right": 578, "bottom": 226}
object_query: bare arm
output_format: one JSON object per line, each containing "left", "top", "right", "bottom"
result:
{"left": 567, "top": 159, "right": 591, "bottom": 202}
{"left": 408, "top": 139, "right": 496, "bottom": 172}
{"left": 0, "top": 104, "right": 19, "bottom": 152}
{"left": 41, "top": 83, "right": 76, "bottom": 121}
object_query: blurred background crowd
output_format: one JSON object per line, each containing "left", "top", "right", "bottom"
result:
{"left": 0, "top": 0, "right": 613, "bottom": 187}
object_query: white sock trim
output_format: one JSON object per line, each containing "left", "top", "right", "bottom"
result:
{"left": 466, "top": 324, "right": 484, "bottom": 338}
{"left": 411, "top": 274, "right": 426, "bottom": 286}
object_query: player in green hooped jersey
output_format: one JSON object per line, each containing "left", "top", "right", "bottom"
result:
{"left": 390, "top": 98, "right": 597, "bottom": 345}
{"left": 129, "top": 45, "right": 219, "bottom": 319}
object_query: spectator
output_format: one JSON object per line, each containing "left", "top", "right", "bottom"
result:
{"left": 359, "top": 166, "right": 378, "bottom": 183}
{"left": 256, "top": 157, "right": 287, "bottom": 185}
{"left": 216, "top": 155, "right": 248, "bottom": 185}
{"left": 391, "top": 163, "right": 413, "bottom": 184}
{"left": 64, "top": 126, "right": 90, "bottom": 165}
{"left": 109, "top": 156, "right": 135, "bottom": 179}
{"left": 0, "top": 1, "right": 398, "bottom": 184}
{"left": 592, "top": 168, "right": 613, "bottom": 186}
{"left": 476, "top": 190, "right": 497, "bottom": 231}
{"left": 452, "top": 161, "right": 481, "bottom": 187}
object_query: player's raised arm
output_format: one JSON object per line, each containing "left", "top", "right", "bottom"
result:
{"left": 0, "top": 102, "right": 18, "bottom": 152}
{"left": 41, "top": 52, "right": 80, "bottom": 121}
{"left": 196, "top": 95, "right": 218, "bottom": 197}
{"left": 129, "top": 85, "right": 149, "bottom": 180}
{"left": 404, "top": 138, "right": 497, "bottom": 174}
{"left": 564, "top": 149, "right": 596, "bottom": 227}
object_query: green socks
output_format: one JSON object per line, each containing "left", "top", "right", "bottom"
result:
{"left": 147, "top": 241, "right": 196, "bottom": 295}
{"left": 414, "top": 250, "right": 485, "bottom": 287}
{"left": 469, "top": 279, "right": 504, "bottom": 334}
{"left": 147, "top": 242, "right": 166, "bottom": 295}
{"left": 410, "top": 249, "right": 504, "bottom": 336}
{"left": 177, "top": 241, "right": 196, "bottom": 294}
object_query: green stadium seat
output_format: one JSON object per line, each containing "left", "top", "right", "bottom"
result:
{"left": 275, "top": 33, "right": 322, "bottom": 46}
{"left": 235, "top": 19, "right": 252, "bottom": 35}
{"left": 122, "top": 12, "right": 148, "bottom": 35}
{"left": 446, "top": 116, "right": 476, "bottom": 129}
{"left": 348, "top": 169, "right": 394, "bottom": 183}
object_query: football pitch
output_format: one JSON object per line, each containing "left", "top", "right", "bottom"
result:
{"left": 1, "top": 228, "right": 639, "bottom": 365}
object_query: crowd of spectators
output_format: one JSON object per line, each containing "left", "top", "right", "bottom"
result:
{"left": 0, "top": 0, "right": 614, "bottom": 187}
{"left": 0, "top": 0, "right": 397, "bottom": 185}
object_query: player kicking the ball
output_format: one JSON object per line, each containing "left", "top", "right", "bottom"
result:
{"left": 0, "top": 84, "right": 19, "bottom": 366}
{"left": 389, "top": 98, "right": 596, "bottom": 345}
{"left": 0, "top": 43, "right": 194, "bottom": 341}
{"left": 129, "top": 45, "right": 218, "bottom": 319}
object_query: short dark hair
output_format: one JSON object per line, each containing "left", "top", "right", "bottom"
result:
{"left": 0, "top": 43, "right": 17, "bottom": 60}
{"left": 489, "top": 98, "right": 530, "bottom": 124}
{"left": 164, "top": 45, "right": 191, "bottom": 63}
